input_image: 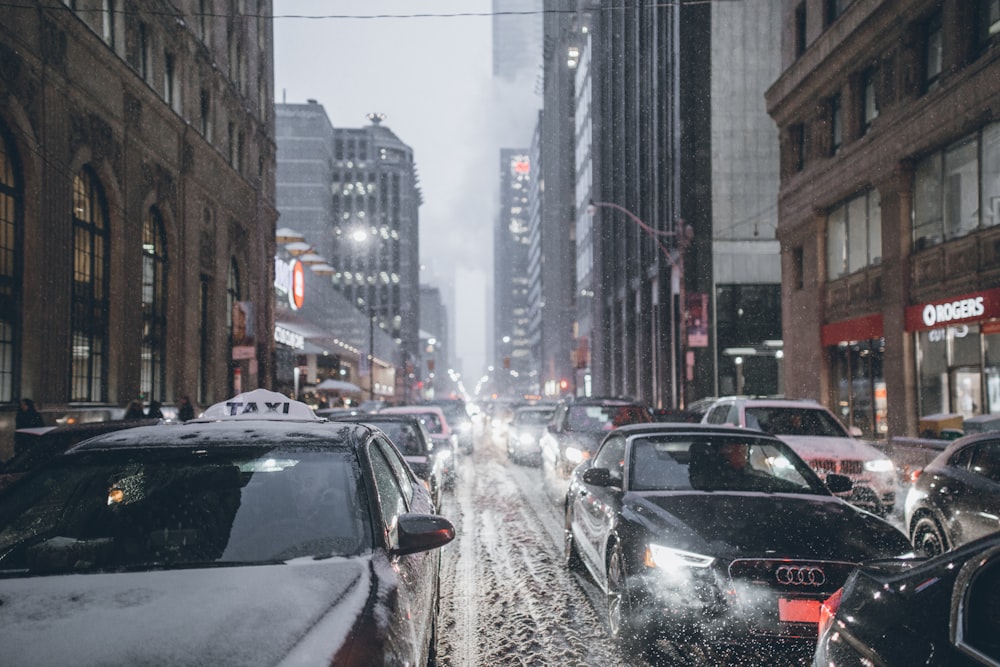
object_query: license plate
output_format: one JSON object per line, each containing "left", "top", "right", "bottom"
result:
{"left": 777, "top": 598, "right": 820, "bottom": 624}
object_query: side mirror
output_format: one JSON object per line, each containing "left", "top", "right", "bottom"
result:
{"left": 393, "top": 513, "right": 456, "bottom": 556}
{"left": 848, "top": 426, "right": 863, "bottom": 437}
{"left": 825, "top": 473, "right": 853, "bottom": 495}
{"left": 582, "top": 467, "right": 614, "bottom": 487}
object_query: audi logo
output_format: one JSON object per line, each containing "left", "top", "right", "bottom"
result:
{"left": 775, "top": 565, "right": 826, "bottom": 586}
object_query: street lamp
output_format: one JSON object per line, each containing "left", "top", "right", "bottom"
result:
{"left": 587, "top": 199, "right": 694, "bottom": 409}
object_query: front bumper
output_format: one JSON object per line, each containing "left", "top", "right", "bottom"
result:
{"left": 628, "top": 558, "right": 858, "bottom": 642}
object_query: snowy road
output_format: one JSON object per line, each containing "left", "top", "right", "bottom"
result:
{"left": 432, "top": 431, "right": 823, "bottom": 667}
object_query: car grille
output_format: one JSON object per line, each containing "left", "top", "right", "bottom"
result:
{"left": 808, "top": 458, "right": 864, "bottom": 476}
{"left": 726, "top": 559, "right": 858, "bottom": 638}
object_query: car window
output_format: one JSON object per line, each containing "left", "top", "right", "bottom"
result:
{"left": 949, "top": 444, "right": 975, "bottom": 470}
{"left": 747, "top": 407, "right": 848, "bottom": 437}
{"left": 704, "top": 405, "right": 729, "bottom": 425}
{"left": 627, "top": 435, "right": 824, "bottom": 494}
{"left": 970, "top": 442, "right": 1000, "bottom": 483}
{"left": 375, "top": 422, "right": 427, "bottom": 457}
{"left": 592, "top": 436, "right": 625, "bottom": 482}
{"left": 375, "top": 436, "right": 414, "bottom": 504}
{"left": 0, "top": 448, "right": 369, "bottom": 573}
{"left": 368, "top": 442, "right": 407, "bottom": 534}
{"left": 515, "top": 409, "right": 553, "bottom": 425}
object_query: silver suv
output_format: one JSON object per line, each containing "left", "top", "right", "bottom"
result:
{"left": 701, "top": 397, "right": 897, "bottom": 516}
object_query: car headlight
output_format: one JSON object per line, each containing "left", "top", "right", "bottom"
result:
{"left": 519, "top": 432, "right": 536, "bottom": 446}
{"left": 644, "top": 544, "right": 715, "bottom": 569}
{"left": 864, "top": 458, "right": 895, "bottom": 473}
{"left": 564, "top": 446, "right": 587, "bottom": 464}
{"left": 435, "top": 447, "right": 452, "bottom": 461}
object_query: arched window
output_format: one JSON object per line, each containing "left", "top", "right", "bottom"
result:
{"left": 141, "top": 207, "right": 167, "bottom": 402}
{"left": 71, "top": 167, "right": 110, "bottom": 402}
{"left": 0, "top": 124, "right": 21, "bottom": 403}
{"left": 227, "top": 257, "right": 241, "bottom": 395}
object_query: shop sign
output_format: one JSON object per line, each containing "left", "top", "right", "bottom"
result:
{"left": 905, "top": 288, "right": 1000, "bottom": 331}
{"left": 274, "top": 258, "right": 305, "bottom": 310}
{"left": 274, "top": 325, "right": 305, "bottom": 350}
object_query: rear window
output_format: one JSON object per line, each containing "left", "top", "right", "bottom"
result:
{"left": 566, "top": 404, "right": 651, "bottom": 432}
{"left": 745, "top": 407, "right": 848, "bottom": 437}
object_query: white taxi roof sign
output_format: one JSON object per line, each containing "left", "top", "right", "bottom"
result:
{"left": 199, "top": 388, "right": 319, "bottom": 422}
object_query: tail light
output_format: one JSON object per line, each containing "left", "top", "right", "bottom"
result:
{"left": 909, "top": 468, "right": 922, "bottom": 484}
{"left": 818, "top": 587, "right": 843, "bottom": 637}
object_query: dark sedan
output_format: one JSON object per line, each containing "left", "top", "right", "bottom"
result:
{"left": 327, "top": 412, "right": 450, "bottom": 511}
{"left": 564, "top": 423, "right": 912, "bottom": 657}
{"left": 540, "top": 397, "right": 652, "bottom": 501}
{"left": 814, "top": 532, "right": 1000, "bottom": 666}
{"left": 904, "top": 430, "right": 1000, "bottom": 557}
{"left": 0, "top": 389, "right": 454, "bottom": 666}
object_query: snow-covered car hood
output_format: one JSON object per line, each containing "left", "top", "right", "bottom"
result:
{"left": 775, "top": 434, "right": 886, "bottom": 461}
{"left": 0, "top": 556, "right": 371, "bottom": 666}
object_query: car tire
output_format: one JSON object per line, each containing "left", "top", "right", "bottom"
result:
{"left": 606, "top": 542, "right": 648, "bottom": 652}
{"left": 564, "top": 505, "right": 584, "bottom": 573}
{"left": 912, "top": 514, "right": 949, "bottom": 557}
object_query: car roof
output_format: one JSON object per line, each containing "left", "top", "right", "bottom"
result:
{"left": 611, "top": 422, "right": 780, "bottom": 440}
{"left": 708, "top": 396, "right": 823, "bottom": 408}
{"left": 65, "top": 389, "right": 378, "bottom": 454}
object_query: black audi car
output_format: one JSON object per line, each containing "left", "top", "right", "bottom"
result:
{"left": 0, "top": 389, "right": 455, "bottom": 666}
{"left": 814, "top": 532, "right": 1000, "bottom": 666}
{"left": 564, "top": 423, "right": 912, "bottom": 657}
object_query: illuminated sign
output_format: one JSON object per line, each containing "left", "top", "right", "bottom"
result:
{"left": 274, "top": 258, "right": 305, "bottom": 310}
{"left": 905, "top": 288, "right": 1000, "bottom": 331}
{"left": 513, "top": 159, "right": 530, "bottom": 174}
{"left": 274, "top": 325, "right": 305, "bottom": 350}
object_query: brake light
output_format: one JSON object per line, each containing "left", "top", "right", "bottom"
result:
{"left": 909, "top": 468, "right": 922, "bottom": 484}
{"left": 818, "top": 587, "right": 843, "bottom": 637}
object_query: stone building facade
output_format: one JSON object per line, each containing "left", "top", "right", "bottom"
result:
{"left": 0, "top": 1, "right": 276, "bottom": 457}
{"left": 767, "top": 0, "right": 1000, "bottom": 439}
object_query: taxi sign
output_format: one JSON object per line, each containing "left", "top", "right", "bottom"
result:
{"left": 198, "top": 388, "right": 319, "bottom": 422}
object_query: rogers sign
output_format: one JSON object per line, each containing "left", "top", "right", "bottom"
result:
{"left": 922, "top": 297, "right": 984, "bottom": 327}
{"left": 906, "top": 289, "right": 1000, "bottom": 331}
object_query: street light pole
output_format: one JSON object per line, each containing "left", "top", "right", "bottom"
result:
{"left": 587, "top": 199, "right": 693, "bottom": 409}
{"left": 368, "top": 304, "right": 375, "bottom": 401}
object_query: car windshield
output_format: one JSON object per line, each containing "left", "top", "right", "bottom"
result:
{"left": 0, "top": 447, "right": 370, "bottom": 577}
{"left": 566, "top": 405, "right": 649, "bottom": 432}
{"left": 627, "top": 434, "right": 827, "bottom": 495}
{"left": 746, "top": 407, "right": 850, "bottom": 437}
{"left": 514, "top": 409, "right": 553, "bottom": 425}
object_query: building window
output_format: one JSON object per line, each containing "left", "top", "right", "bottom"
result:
{"left": 164, "top": 52, "right": 178, "bottom": 111}
{"left": 792, "top": 246, "right": 804, "bottom": 290}
{"left": 71, "top": 168, "right": 110, "bottom": 403}
{"left": 924, "top": 10, "right": 943, "bottom": 92}
{"left": 141, "top": 208, "right": 167, "bottom": 402}
{"left": 979, "top": 0, "right": 1000, "bottom": 52}
{"left": 827, "top": 188, "right": 881, "bottom": 280}
{"left": 830, "top": 94, "right": 843, "bottom": 155}
{"left": 199, "top": 89, "right": 212, "bottom": 140}
{"left": 861, "top": 68, "right": 878, "bottom": 135}
{"left": 138, "top": 22, "right": 151, "bottom": 83}
{"left": 0, "top": 125, "right": 21, "bottom": 403}
{"left": 824, "top": 0, "right": 849, "bottom": 28}
{"left": 789, "top": 123, "right": 805, "bottom": 172}
{"left": 198, "top": 276, "right": 209, "bottom": 406}
{"left": 198, "top": 0, "right": 211, "bottom": 45}
{"left": 794, "top": 3, "right": 807, "bottom": 58}
{"left": 226, "top": 258, "right": 241, "bottom": 396}
{"left": 914, "top": 127, "right": 996, "bottom": 249}
{"left": 228, "top": 122, "right": 236, "bottom": 167}
{"left": 102, "top": 0, "right": 116, "bottom": 48}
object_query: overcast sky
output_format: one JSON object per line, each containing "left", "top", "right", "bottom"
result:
{"left": 273, "top": 0, "right": 538, "bottom": 381}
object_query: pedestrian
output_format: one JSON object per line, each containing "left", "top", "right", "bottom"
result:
{"left": 177, "top": 395, "right": 195, "bottom": 422}
{"left": 147, "top": 400, "right": 164, "bottom": 419}
{"left": 14, "top": 398, "right": 46, "bottom": 456}
{"left": 123, "top": 399, "right": 145, "bottom": 420}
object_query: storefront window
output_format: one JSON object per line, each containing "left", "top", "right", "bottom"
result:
{"left": 917, "top": 324, "right": 985, "bottom": 419}
{"left": 832, "top": 339, "right": 885, "bottom": 439}
{"left": 986, "top": 331, "right": 1000, "bottom": 413}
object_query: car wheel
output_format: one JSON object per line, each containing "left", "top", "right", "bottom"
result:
{"left": 564, "top": 505, "right": 584, "bottom": 573}
{"left": 606, "top": 542, "right": 646, "bottom": 651}
{"left": 912, "top": 515, "right": 949, "bottom": 557}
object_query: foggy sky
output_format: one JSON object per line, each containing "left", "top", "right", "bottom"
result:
{"left": 274, "top": 0, "right": 540, "bottom": 381}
